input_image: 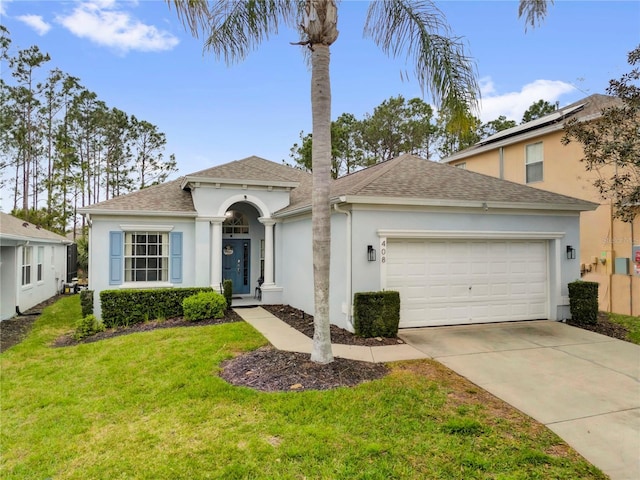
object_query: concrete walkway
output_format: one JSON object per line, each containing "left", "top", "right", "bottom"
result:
{"left": 235, "top": 306, "right": 428, "bottom": 363}
{"left": 235, "top": 308, "right": 640, "bottom": 480}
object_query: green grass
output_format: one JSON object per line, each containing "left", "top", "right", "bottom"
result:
{"left": 608, "top": 312, "right": 640, "bottom": 344}
{"left": 1, "top": 297, "right": 606, "bottom": 479}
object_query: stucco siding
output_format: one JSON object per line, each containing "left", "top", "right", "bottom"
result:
{"left": 350, "top": 207, "right": 582, "bottom": 321}
{"left": 89, "top": 216, "right": 196, "bottom": 319}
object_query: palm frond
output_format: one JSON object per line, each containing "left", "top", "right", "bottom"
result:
{"left": 518, "top": 0, "right": 553, "bottom": 31}
{"left": 167, "top": 0, "right": 211, "bottom": 38}
{"left": 207, "top": 1, "right": 299, "bottom": 64}
{"left": 364, "top": 0, "right": 479, "bottom": 122}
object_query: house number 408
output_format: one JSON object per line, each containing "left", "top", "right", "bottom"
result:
{"left": 380, "top": 240, "right": 386, "bottom": 263}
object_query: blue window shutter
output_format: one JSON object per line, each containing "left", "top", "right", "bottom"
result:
{"left": 109, "top": 231, "right": 123, "bottom": 285}
{"left": 170, "top": 232, "right": 183, "bottom": 283}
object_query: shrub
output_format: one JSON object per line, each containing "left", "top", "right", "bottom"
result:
{"left": 80, "top": 289, "right": 94, "bottom": 317}
{"left": 353, "top": 291, "right": 400, "bottom": 337}
{"left": 568, "top": 281, "right": 599, "bottom": 324}
{"left": 100, "top": 287, "right": 213, "bottom": 328}
{"left": 74, "top": 314, "right": 105, "bottom": 340}
{"left": 182, "top": 291, "right": 227, "bottom": 321}
{"left": 223, "top": 279, "right": 233, "bottom": 309}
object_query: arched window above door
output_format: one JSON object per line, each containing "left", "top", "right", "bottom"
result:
{"left": 223, "top": 210, "right": 249, "bottom": 234}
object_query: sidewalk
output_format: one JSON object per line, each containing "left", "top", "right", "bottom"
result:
{"left": 234, "top": 306, "right": 428, "bottom": 363}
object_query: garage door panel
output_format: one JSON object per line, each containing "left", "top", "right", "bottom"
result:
{"left": 389, "top": 239, "right": 548, "bottom": 327}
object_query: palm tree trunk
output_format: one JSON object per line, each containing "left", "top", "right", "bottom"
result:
{"left": 310, "top": 42, "right": 334, "bottom": 364}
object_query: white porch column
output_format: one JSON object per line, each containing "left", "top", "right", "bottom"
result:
{"left": 194, "top": 218, "right": 212, "bottom": 286}
{"left": 210, "top": 217, "right": 226, "bottom": 289}
{"left": 259, "top": 217, "right": 276, "bottom": 286}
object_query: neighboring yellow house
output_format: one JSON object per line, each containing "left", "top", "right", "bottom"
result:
{"left": 443, "top": 94, "right": 639, "bottom": 316}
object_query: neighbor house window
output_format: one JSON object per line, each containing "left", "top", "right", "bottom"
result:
{"left": 455, "top": 162, "right": 466, "bottom": 169}
{"left": 22, "top": 246, "right": 32, "bottom": 286}
{"left": 37, "top": 246, "right": 44, "bottom": 282}
{"left": 525, "top": 142, "right": 543, "bottom": 183}
{"left": 124, "top": 232, "right": 168, "bottom": 282}
{"left": 223, "top": 211, "right": 249, "bottom": 235}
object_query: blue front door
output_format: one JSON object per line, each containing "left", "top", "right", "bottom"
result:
{"left": 222, "top": 239, "right": 250, "bottom": 294}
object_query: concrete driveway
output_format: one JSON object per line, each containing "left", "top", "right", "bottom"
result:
{"left": 399, "top": 320, "right": 640, "bottom": 480}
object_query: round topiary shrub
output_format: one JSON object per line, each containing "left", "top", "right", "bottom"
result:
{"left": 182, "top": 291, "right": 227, "bottom": 321}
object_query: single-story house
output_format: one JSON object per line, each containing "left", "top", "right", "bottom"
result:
{"left": 80, "top": 154, "right": 597, "bottom": 330}
{"left": 0, "top": 212, "right": 72, "bottom": 321}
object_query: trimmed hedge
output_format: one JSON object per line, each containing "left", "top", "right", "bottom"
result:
{"left": 223, "top": 279, "right": 233, "bottom": 309}
{"left": 100, "top": 287, "right": 213, "bottom": 328}
{"left": 568, "top": 280, "right": 599, "bottom": 324}
{"left": 353, "top": 291, "right": 400, "bottom": 338}
{"left": 80, "top": 289, "right": 94, "bottom": 317}
{"left": 183, "top": 291, "right": 227, "bottom": 321}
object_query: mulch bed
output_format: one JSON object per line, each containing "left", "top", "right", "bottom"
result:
{"left": 2, "top": 299, "right": 634, "bottom": 392}
{"left": 260, "top": 304, "right": 403, "bottom": 346}
{"left": 565, "top": 311, "right": 631, "bottom": 341}
{"left": 219, "top": 346, "right": 388, "bottom": 392}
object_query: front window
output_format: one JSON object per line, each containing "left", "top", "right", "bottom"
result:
{"left": 22, "top": 246, "right": 32, "bottom": 286}
{"left": 223, "top": 211, "right": 249, "bottom": 235}
{"left": 525, "top": 142, "right": 543, "bottom": 183}
{"left": 124, "top": 232, "right": 168, "bottom": 282}
{"left": 37, "top": 246, "right": 44, "bottom": 282}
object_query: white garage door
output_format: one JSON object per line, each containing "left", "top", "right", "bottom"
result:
{"left": 386, "top": 239, "right": 548, "bottom": 327}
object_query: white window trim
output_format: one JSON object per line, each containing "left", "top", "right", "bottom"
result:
{"left": 37, "top": 246, "right": 44, "bottom": 284}
{"left": 21, "top": 246, "right": 33, "bottom": 287}
{"left": 124, "top": 231, "right": 170, "bottom": 283}
{"left": 525, "top": 142, "right": 543, "bottom": 184}
{"left": 120, "top": 224, "right": 174, "bottom": 232}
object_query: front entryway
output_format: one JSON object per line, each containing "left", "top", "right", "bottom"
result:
{"left": 222, "top": 239, "right": 250, "bottom": 294}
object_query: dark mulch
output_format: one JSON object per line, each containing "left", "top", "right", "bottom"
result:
{"left": 219, "top": 346, "right": 388, "bottom": 392}
{"left": 566, "top": 312, "right": 631, "bottom": 341}
{"left": 0, "top": 295, "right": 64, "bottom": 353}
{"left": 51, "top": 310, "right": 244, "bottom": 348}
{"left": 261, "top": 304, "right": 403, "bottom": 346}
{"left": 3, "top": 298, "right": 634, "bottom": 392}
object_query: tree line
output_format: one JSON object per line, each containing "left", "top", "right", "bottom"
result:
{"left": 288, "top": 95, "right": 556, "bottom": 178}
{"left": 0, "top": 27, "right": 177, "bottom": 236}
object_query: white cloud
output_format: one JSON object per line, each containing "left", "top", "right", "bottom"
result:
{"left": 478, "top": 79, "right": 576, "bottom": 122}
{"left": 16, "top": 15, "right": 52, "bottom": 35}
{"left": 56, "top": 1, "right": 179, "bottom": 53}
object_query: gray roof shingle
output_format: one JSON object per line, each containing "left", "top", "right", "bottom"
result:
{"left": 81, "top": 154, "right": 595, "bottom": 217}
{"left": 0, "top": 212, "right": 70, "bottom": 243}
{"left": 279, "top": 154, "right": 596, "bottom": 213}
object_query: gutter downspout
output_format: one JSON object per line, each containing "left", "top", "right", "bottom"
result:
{"left": 334, "top": 202, "right": 353, "bottom": 331}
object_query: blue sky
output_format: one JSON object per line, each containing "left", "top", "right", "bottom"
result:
{"left": 1, "top": 0, "right": 639, "bottom": 182}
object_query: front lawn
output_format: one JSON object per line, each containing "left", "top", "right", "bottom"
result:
{"left": 608, "top": 312, "right": 640, "bottom": 344}
{"left": 1, "top": 296, "right": 605, "bottom": 479}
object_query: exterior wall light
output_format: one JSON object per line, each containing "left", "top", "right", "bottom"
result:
{"left": 566, "top": 245, "right": 576, "bottom": 260}
{"left": 367, "top": 245, "right": 376, "bottom": 262}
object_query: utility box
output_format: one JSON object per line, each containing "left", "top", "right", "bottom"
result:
{"left": 615, "top": 257, "right": 630, "bottom": 275}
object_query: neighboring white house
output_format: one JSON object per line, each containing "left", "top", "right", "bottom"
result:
{"left": 0, "top": 212, "right": 71, "bottom": 321}
{"left": 80, "top": 155, "right": 597, "bottom": 331}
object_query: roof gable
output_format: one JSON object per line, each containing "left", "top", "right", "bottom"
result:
{"left": 279, "top": 154, "right": 597, "bottom": 214}
{"left": 81, "top": 156, "right": 309, "bottom": 215}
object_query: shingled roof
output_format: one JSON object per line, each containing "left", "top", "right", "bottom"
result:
{"left": 80, "top": 154, "right": 595, "bottom": 217}
{"left": 0, "top": 212, "right": 70, "bottom": 243}
{"left": 81, "top": 156, "right": 308, "bottom": 215}
{"left": 184, "top": 155, "right": 309, "bottom": 184}
{"left": 279, "top": 154, "right": 597, "bottom": 214}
